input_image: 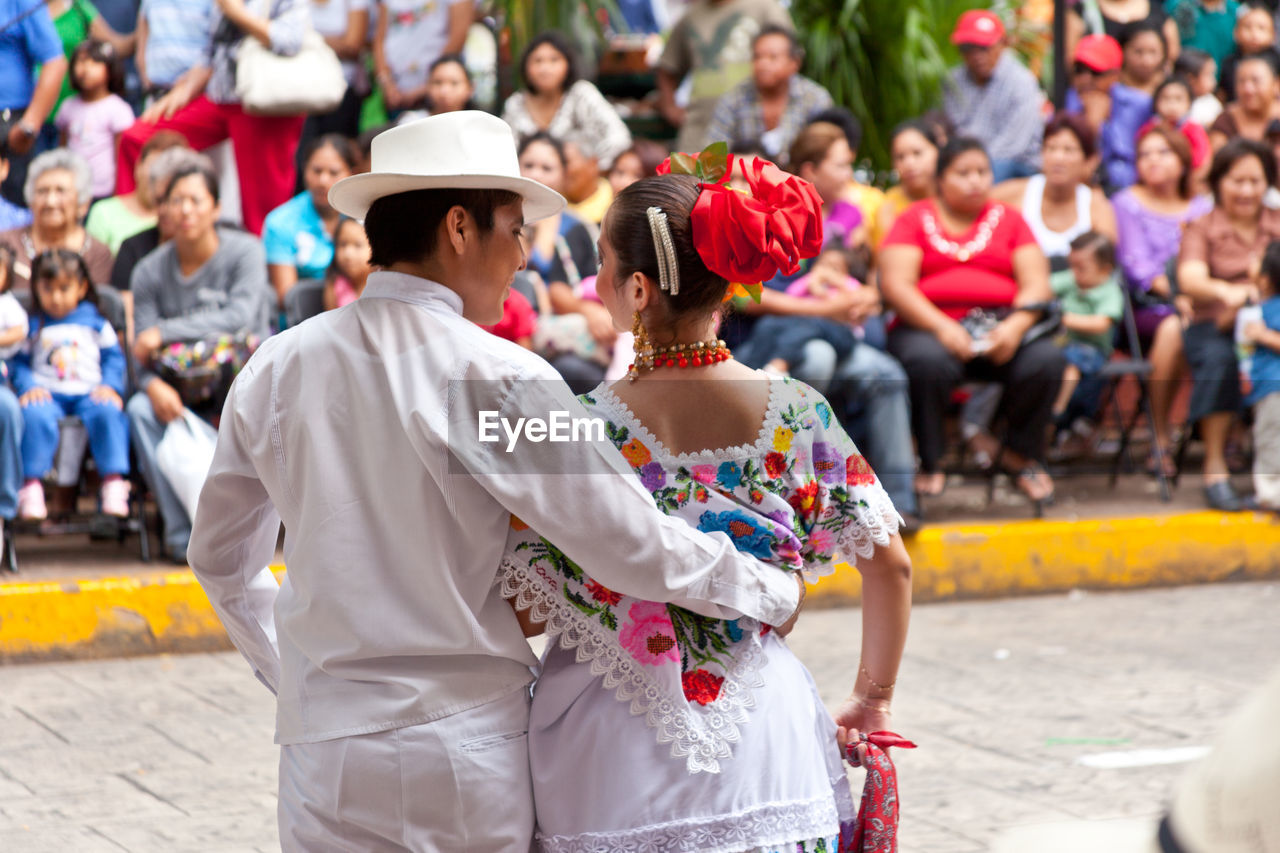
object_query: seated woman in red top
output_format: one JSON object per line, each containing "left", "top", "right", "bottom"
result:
{"left": 880, "top": 137, "right": 1065, "bottom": 505}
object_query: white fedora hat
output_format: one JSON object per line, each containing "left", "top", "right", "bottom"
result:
{"left": 328, "top": 111, "right": 565, "bottom": 222}
{"left": 991, "top": 667, "right": 1280, "bottom": 853}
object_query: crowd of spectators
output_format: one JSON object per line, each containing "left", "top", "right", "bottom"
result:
{"left": 1, "top": 0, "right": 1279, "bottom": 563}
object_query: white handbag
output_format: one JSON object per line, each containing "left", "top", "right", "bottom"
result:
{"left": 235, "top": 27, "right": 346, "bottom": 116}
{"left": 155, "top": 410, "right": 219, "bottom": 520}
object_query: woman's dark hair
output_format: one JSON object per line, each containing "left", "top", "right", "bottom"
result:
{"left": 301, "top": 133, "right": 359, "bottom": 173}
{"left": 29, "top": 249, "right": 100, "bottom": 325}
{"left": 0, "top": 245, "right": 14, "bottom": 294}
{"left": 517, "top": 131, "right": 567, "bottom": 169}
{"left": 808, "top": 107, "right": 863, "bottom": 154}
{"left": 520, "top": 31, "right": 579, "bottom": 95}
{"left": 611, "top": 139, "right": 668, "bottom": 179}
{"left": 1261, "top": 239, "right": 1280, "bottom": 296}
{"left": 1120, "top": 21, "right": 1167, "bottom": 59}
{"left": 1042, "top": 110, "right": 1097, "bottom": 160}
{"left": 788, "top": 121, "right": 847, "bottom": 176}
{"left": 1173, "top": 47, "right": 1213, "bottom": 79}
{"left": 1207, "top": 137, "right": 1277, "bottom": 203}
{"left": 70, "top": 39, "right": 125, "bottom": 97}
{"left": 139, "top": 129, "right": 189, "bottom": 163}
{"left": 605, "top": 175, "right": 728, "bottom": 319}
{"left": 935, "top": 136, "right": 989, "bottom": 178}
{"left": 363, "top": 188, "right": 521, "bottom": 267}
{"left": 1236, "top": 51, "right": 1279, "bottom": 80}
{"left": 163, "top": 161, "right": 220, "bottom": 204}
{"left": 1136, "top": 124, "right": 1194, "bottom": 198}
{"left": 1069, "top": 230, "right": 1116, "bottom": 269}
{"left": 429, "top": 53, "right": 472, "bottom": 81}
{"left": 890, "top": 119, "right": 942, "bottom": 155}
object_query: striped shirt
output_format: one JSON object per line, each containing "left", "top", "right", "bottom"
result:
{"left": 705, "top": 74, "right": 833, "bottom": 167}
{"left": 140, "top": 0, "right": 214, "bottom": 88}
{"left": 942, "top": 52, "right": 1045, "bottom": 170}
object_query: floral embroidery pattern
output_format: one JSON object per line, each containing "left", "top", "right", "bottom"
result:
{"left": 499, "top": 378, "right": 902, "bottom": 774}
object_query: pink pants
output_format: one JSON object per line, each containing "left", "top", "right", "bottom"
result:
{"left": 116, "top": 96, "right": 304, "bottom": 236}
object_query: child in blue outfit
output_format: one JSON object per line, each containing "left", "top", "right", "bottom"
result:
{"left": 1244, "top": 242, "right": 1280, "bottom": 510}
{"left": 13, "top": 249, "right": 130, "bottom": 519}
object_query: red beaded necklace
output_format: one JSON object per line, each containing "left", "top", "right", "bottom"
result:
{"left": 628, "top": 337, "right": 732, "bottom": 381}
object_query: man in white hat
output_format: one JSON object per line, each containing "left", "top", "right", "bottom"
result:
{"left": 186, "top": 111, "right": 805, "bottom": 850}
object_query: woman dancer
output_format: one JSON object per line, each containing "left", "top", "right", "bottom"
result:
{"left": 501, "top": 154, "right": 913, "bottom": 852}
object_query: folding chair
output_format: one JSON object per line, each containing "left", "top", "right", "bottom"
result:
{"left": 1099, "top": 293, "right": 1173, "bottom": 501}
{"left": 284, "top": 278, "right": 326, "bottom": 328}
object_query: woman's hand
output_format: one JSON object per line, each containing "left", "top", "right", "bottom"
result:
{"left": 935, "top": 318, "right": 974, "bottom": 362}
{"left": 19, "top": 387, "right": 52, "bottom": 407}
{"left": 90, "top": 385, "right": 123, "bottom": 409}
{"left": 147, "top": 379, "right": 185, "bottom": 425}
{"left": 1149, "top": 274, "right": 1171, "bottom": 299}
{"left": 982, "top": 316, "right": 1026, "bottom": 366}
{"left": 141, "top": 87, "right": 188, "bottom": 123}
{"left": 833, "top": 695, "right": 893, "bottom": 764}
{"left": 382, "top": 79, "right": 407, "bottom": 110}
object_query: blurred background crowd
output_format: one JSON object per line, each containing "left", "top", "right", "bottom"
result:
{"left": 0, "top": 0, "right": 1278, "bottom": 566}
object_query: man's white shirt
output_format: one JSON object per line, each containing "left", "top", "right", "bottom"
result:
{"left": 187, "top": 271, "right": 800, "bottom": 745}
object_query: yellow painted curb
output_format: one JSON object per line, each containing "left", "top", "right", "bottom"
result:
{"left": 811, "top": 510, "right": 1280, "bottom": 606}
{"left": 1, "top": 513, "right": 1277, "bottom": 663}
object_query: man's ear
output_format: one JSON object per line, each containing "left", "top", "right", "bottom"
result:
{"left": 445, "top": 205, "right": 469, "bottom": 254}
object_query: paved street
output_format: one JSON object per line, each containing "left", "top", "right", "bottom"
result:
{"left": 1, "top": 581, "right": 1277, "bottom": 852}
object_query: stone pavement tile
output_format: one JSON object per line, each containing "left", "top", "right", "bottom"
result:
{"left": 115, "top": 764, "right": 278, "bottom": 815}
{"left": 897, "top": 814, "right": 987, "bottom": 852}
{"left": 0, "top": 773, "right": 187, "bottom": 828}
{"left": 91, "top": 810, "right": 278, "bottom": 852}
{"left": 4, "top": 825, "right": 131, "bottom": 853}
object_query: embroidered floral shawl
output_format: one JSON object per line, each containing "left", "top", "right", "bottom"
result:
{"left": 499, "top": 378, "right": 901, "bottom": 774}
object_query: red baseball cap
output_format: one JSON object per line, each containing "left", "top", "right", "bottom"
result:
{"left": 1073, "top": 34, "right": 1123, "bottom": 72}
{"left": 951, "top": 10, "right": 1005, "bottom": 47}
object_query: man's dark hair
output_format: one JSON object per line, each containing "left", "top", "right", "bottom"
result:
{"left": 364, "top": 188, "right": 521, "bottom": 267}
{"left": 753, "top": 24, "right": 803, "bottom": 62}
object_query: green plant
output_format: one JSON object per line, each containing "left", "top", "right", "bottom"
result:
{"left": 791, "top": 0, "right": 987, "bottom": 177}
{"left": 484, "top": 0, "right": 624, "bottom": 92}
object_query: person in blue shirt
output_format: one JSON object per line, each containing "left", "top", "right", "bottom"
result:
{"left": 1244, "top": 241, "right": 1280, "bottom": 510}
{"left": 0, "top": 142, "right": 32, "bottom": 230}
{"left": 262, "top": 134, "right": 358, "bottom": 321}
{"left": 0, "top": 0, "right": 67, "bottom": 206}
{"left": 12, "top": 248, "right": 131, "bottom": 520}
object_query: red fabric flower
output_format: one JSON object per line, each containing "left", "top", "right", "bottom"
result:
{"left": 788, "top": 480, "right": 820, "bottom": 520}
{"left": 680, "top": 669, "right": 725, "bottom": 705}
{"left": 585, "top": 580, "right": 622, "bottom": 606}
{"left": 846, "top": 454, "right": 877, "bottom": 487}
{"left": 764, "top": 451, "right": 787, "bottom": 479}
{"left": 656, "top": 154, "right": 824, "bottom": 284}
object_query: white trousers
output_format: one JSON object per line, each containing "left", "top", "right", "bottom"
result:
{"left": 278, "top": 687, "right": 534, "bottom": 852}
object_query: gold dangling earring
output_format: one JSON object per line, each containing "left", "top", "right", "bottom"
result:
{"left": 629, "top": 311, "right": 651, "bottom": 382}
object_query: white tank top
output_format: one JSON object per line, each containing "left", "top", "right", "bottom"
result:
{"left": 1021, "top": 174, "right": 1093, "bottom": 259}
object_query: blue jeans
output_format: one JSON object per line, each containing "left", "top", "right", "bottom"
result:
{"left": 792, "top": 340, "right": 918, "bottom": 516}
{"left": 1058, "top": 341, "right": 1108, "bottom": 426}
{"left": 21, "top": 392, "right": 130, "bottom": 479}
{"left": 0, "top": 387, "right": 23, "bottom": 519}
{"left": 127, "top": 391, "right": 204, "bottom": 555}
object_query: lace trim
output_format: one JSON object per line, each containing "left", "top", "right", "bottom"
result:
{"left": 834, "top": 480, "right": 904, "bottom": 563}
{"left": 591, "top": 374, "right": 786, "bottom": 465}
{"left": 499, "top": 557, "right": 767, "bottom": 775}
{"left": 537, "top": 794, "right": 840, "bottom": 853}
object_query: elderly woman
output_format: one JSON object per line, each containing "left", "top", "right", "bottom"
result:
{"left": 501, "top": 31, "right": 632, "bottom": 171}
{"left": 0, "top": 148, "right": 112, "bottom": 291}
{"left": 263, "top": 134, "right": 357, "bottom": 314}
{"left": 1208, "top": 55, "right": 1280, "bottom": 152}
{"left": 881, "top": 137, "right": 1065, "bottom": 506}
{"left": 1176, "top": 138, "right": 1280, "bottom": 511}
{"left": 1112, "top": 125, "right": 1212, "bottom": 476}
{"left": 86, "top": 129, "right": 188, "bottom": 254}
{"left": 127, "top": 158, "right": 271, "bottom": 563}
{"left": 114, "top": 0, "right": 310, "bottom": 235}
{"left": 992, "top": 111, "right": 1116, "bottom": 270}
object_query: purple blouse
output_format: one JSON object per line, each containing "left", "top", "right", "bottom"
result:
{"left": 1113, "top": 188, "right": 1213, "bottom": 294}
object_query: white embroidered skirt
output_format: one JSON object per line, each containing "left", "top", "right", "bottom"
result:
{"left": 529, "top": 632, "right": 854, "bottom": 853}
